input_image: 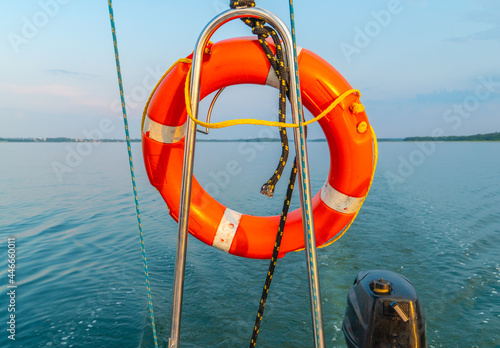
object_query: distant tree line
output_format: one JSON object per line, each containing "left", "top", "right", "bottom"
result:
{"left": 1, "top": 132, "right": 499, "bottom": 143}
{"left": 404, "top": 132, "right": 500, "bottom": 142}
{"left": 0, "top": 137, "right": 141, "bottom": 142}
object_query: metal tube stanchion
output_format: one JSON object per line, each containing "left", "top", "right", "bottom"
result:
{"left": 168, "top": 7, "right": 325, "bottom": 347}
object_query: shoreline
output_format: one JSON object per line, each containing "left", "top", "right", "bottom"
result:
{"left": 1, "top": 132, "right": 499, "bottom": 143}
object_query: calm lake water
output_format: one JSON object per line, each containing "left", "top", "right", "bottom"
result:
{"left": 0, "top": 141, "right": 499, "bottom": 347}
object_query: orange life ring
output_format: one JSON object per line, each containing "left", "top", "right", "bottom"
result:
{"left": 142, "top": 37, "right": 375, "bottom": 259}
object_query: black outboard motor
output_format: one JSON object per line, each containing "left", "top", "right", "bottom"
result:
{"left": 342, "top": 270, "right": 427, "bottom": 348}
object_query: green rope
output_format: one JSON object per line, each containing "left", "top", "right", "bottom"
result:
{"left": 288, "top": 1, "right": 322, "bottom": 346}
{"left": 107, "top": 1, "right": 158, "bottom": 346}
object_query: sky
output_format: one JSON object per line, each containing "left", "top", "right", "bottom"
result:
{"left": 1, "top": 0, "right": 499, "bottom": 140}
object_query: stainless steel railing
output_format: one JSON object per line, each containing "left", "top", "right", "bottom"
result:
{"left": 169, "top": 7, "right": 325, "bottom": 348}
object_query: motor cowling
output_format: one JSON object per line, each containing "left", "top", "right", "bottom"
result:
{"left": 342, "top": 270, "right": 427, "bottom": 348}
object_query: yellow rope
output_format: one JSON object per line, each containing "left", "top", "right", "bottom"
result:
{"left": 141, "top": 58, "right": 365, "bottom": 134}
{"left": 184, "top": 64, "right": 364, "bottom": 128}
{"left": 141, "top": 58, "right": 193, "bottom": 133}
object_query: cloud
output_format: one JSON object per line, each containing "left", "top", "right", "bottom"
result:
{"left": 415, "top": 84, "right": 500, "bottom": 104}
{"left": 461, "top": 0, "right": 500, "bottom": 25}
{"left": 0, "top": 83, "right": 112, "bottom": 115}
{"left": 0, "top": 83, "right": 83, "bottom": 97}
{"left": 446, "top": 1, "right": 500, "bottom": 43}
{"left": 47, "top": 69, "right": 97, "bottom": 78}
{"left": 415, "top": 89, "right": 473, "bottom": 104}
{"left": 446, "top": 26, "right": 500, "bottom": 43}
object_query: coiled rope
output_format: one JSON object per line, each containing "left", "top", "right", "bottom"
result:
{"left": 229, "top": 1, "right": 307, "bottom": 346}
{"left": 228, "top": 1, "right": 294, "bottom": 345}
{"left": 236, "top": 2, "right": 291, "bottom": 197}
{"left": 107, "top": 1, "right": 158, "bottom": 346}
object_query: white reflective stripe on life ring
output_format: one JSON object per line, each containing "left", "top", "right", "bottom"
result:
{"left": 212, "top": 208, "right": 243, "bottom": 253}
{"left": 143, "top": 115, "right": 186, "bottom": 144}
{"left": 320, "top": 181, "right": 364, "bottom": 214}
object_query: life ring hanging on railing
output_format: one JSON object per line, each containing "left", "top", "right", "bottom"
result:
{"left": 142, "top": 37, "right": 376, "bottom": 259}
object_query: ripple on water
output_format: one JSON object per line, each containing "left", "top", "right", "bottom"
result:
{"left": 1, "top": 142, "right": 499, "bottom": 347}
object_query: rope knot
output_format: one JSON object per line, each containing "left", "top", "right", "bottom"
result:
{"left": 260, "top": 184, "right": 275, "bottom": 198}
{"left": 350, "top": 102, "right": 365, "bottom": 114}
